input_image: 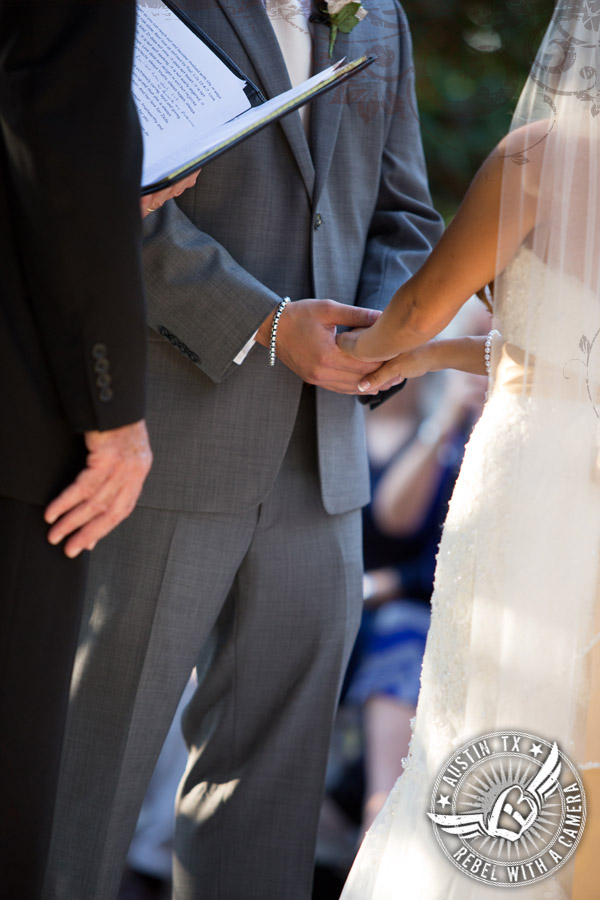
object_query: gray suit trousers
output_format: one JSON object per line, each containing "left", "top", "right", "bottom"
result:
{"left": 44, "top": 387, "right": 363, "bottom": 900}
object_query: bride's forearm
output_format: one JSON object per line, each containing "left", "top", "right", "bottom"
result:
{"left": 351, "top": 281, "right": 427, "bottom": 360}
{"left": 351, "top": 125, "right": 543, "bottom": 364}
{"left": 358, "top": 335, "right": 490, "bottom": 393}
{"left": 425, "top": 337, "right": 488, "bottom": 376}
{"left": 350, "top": 217, "right": 500, "bottom": 361}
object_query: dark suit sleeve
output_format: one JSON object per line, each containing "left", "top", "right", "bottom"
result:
{"left": 356, "top": 2, "right": 444, "bottom": 313}
{"left": 0, "top": 0, "right": 147, "bottom": 432}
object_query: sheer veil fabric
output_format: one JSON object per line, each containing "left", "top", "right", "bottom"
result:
{"left": 341, "top": 2, "right": 600, "bottom": 898}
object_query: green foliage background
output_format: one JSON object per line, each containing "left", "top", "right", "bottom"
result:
{"left": 403, "top": 0, "right": 556, "bottom": 219}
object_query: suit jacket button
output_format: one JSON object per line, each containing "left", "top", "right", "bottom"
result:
{"left": 92, "top": 342, "right": 108, "bottom": 358}
{"left": 99, "top": 387, "right": 114, "bottom": 402}
{"left": 94, "top": 358, "right": 110, "bottom": 374}
{"left": 314, "top": 212, "right": 323, "bottom": 230}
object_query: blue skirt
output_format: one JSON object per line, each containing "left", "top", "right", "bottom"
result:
{"left": 346, "top": 600, "right": 431, "bottom": 708}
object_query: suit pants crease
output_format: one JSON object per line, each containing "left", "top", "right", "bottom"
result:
{"left": 43, "top": 386, "right": 364, "bottom": 900}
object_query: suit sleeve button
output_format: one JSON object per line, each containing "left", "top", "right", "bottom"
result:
{"left": 92, "top": 342, "right": 108, "bottom": 358}
{"left": 94, "top": 358, "right": 110, "bottom": 374}
{"left": 96, "top": 373, "right": 112, "bottom": 388}
{"left": 99, "top": 387, "right": 114, "bottom": 402}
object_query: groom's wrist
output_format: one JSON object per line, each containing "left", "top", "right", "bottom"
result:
{"left": 256, "top": 308, "right": 278, "bottom": 348}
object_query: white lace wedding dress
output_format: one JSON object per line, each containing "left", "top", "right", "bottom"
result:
{"left": 341, "top": 246, "right": 600, "bottom": 900}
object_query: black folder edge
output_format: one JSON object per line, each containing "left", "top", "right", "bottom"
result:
{"left": 139, "top": 5, "right": 376, "bottom": 194}
{"left": 159, "top": 0, "right": 266, "bottom": 107}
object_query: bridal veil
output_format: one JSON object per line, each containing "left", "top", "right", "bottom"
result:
{"left": 342, "top": 1, "right": 600, "bottom": 897}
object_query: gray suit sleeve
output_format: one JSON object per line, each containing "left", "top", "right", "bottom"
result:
{"left": 356, "top": 2, "right": 444, "bottom": 313}
{"left": 142, "top": 199, "right": 280, "bottom": 384}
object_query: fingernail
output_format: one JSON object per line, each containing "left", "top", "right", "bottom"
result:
{"left": 48, "top": 533, "right": 61, "bottom": 545}
{"left": 65, "top": 546, "right": 80, "bottom": 559}
{"left": 45, "top": 512, "right": 57, "bottom": 525}
{"left": 358, "top": 380, "right": 371, "bottom": 392}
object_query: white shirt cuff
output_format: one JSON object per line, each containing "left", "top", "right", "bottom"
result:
{"left": 233, "top": 330, "right": 258, "bottom": 365}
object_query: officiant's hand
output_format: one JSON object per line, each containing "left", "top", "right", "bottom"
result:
{"left": 141, "top": 170, "right": 200, "bottom": 218}
{"left": 256, "top": 299, "right": 381, "bottom": 393}
{"left": 44, "top": 420, "right": 152, "bottom": 558}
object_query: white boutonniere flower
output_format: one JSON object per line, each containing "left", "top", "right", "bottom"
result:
{"left": 311, "top": 0, "right": 368, "bottom": 57}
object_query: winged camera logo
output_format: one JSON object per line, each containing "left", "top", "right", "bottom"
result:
{"left": 427, "top": 731, "right": 586, "bottom": 887}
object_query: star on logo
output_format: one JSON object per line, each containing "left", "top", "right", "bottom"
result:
{"left": 437, "top": 794, "right": 451, "bottom": 808}
{"left": 530, "top": 743, "right": 544, "bottom": 758}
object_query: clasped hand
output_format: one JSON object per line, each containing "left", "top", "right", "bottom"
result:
{"left": 337, "top": 327, "right": 427, "bottom": 394}
{"left": 257, "top": 299, "right": 383, "bottom": 394}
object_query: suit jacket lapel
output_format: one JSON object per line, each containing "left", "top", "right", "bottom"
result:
{"left": 310, "top": 16, "right": 348, "bottom": 208}
{"left": 215, "top": 0, "right": 315, "bottom": 198}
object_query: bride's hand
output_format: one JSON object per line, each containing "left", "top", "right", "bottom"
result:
{"left": 337, "top": 327, "right": 395, "bottom": 362}
{"left": 337, "top": 328, "right": 369, "bottom": 359}
{"left": 358, "top": 345, "right": 431, "bottom": 393}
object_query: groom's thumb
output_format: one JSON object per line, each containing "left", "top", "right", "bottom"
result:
{"left": 327, "top": 303, "right": 381, "bottom": 329}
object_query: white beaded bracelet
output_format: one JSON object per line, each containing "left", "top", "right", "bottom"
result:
{"left": 269, "top": 296, "right": 291, "bottom": 366}
{"left": 484, "top": 329, "right": 501, "bottom": 375}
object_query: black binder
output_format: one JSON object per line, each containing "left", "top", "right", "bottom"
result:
{"left": 136, "top": 0, "right": 375, "bottom": 194}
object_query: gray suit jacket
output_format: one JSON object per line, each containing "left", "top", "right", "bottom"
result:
{"left": 140, "top": 0, "right": 443, "bottom": 516}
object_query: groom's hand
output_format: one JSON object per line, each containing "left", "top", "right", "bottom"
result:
{"left": 256, "top": 299, "right": 381, "bottom": 393}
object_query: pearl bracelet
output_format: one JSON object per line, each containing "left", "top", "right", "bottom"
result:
{"left": 484, "top": 329, "right": 501, "bottom": 376}
{"left": 269, "top": 296, "right": 291, "bottom": 367}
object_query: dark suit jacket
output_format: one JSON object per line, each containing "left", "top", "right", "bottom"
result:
{"left": 0, "top": 1, "right": 147, "bottom": 505}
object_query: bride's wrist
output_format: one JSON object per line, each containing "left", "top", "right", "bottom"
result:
{"left": 353, "top": 324, "right": 399, "bottom": 362}
{"left": 425, "top": 339, "right": 468, "bottom": 373}
{"left": 416, "top": 340, "right": 441, "bottom": 372}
